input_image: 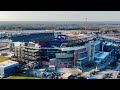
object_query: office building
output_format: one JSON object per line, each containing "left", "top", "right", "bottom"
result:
{"left": 85, "top": 40, "right": 101, "bottom": 61}
{"left": 13, "top": 42, "right": 41, "bottom": 61}
{"left": 94, "top": 51, "right": 111, "bottom": 65}
{"left": 42, "top": 46, "right": 88, "bottom": 67}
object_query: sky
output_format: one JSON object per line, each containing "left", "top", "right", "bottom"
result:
{"left": 0, "top": 11, "right": 120, "bottom": 21}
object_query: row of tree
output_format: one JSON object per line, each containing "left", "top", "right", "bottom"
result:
{"left": 0, "top": 24, "right": 101, "bottom": 30}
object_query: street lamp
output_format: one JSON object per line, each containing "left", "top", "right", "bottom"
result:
{"left": 102, "top": 42, "right": 104, "bottom": 52}
{"left": 95, "top": 66, "right": 98, "bottom": 70}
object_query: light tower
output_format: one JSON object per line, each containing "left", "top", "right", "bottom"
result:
{"left": 85, "top": 17, "right": 88, "bottom": 31}
{"left": 82, "top": 17, "right": 88, "bottom": 34}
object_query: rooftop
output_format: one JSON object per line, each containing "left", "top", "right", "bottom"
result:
{"left": 61, "top": 46, "right": 86, "bottom": 51}
{"left": 104, "top": 42, "right": 112, "bottom": 46}
{"left": 0, "top": 32, "right": 6, "bottom": 34}
{"left": 13, "top": 42, "right": 24, "bottom": 47}
{"left": 0, "top": 60, "right": 19, "bottom": 68}
{"left": 91, "top": 40, "right": 100, "bottom": 46}
{"left": 94, "top": 51, "right": 110, "bottom": 59}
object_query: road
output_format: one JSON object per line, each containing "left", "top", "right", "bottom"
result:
{"left": 83, "top": 56, "right": 115, "bottom": 72}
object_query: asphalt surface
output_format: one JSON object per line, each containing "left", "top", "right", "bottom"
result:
{"left": 83, "top": 56, "right": 115, "bottom": 72}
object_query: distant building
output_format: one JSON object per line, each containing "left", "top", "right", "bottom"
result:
{"left": 0, "top": 39, "right": 13, "bottom": 51}
{"left": 0, "top": 32, "right": 6, "bottom": 38}
{"left": 10, "top": 32, "right": 55, "bottom": 42}
{"left": 39, "top": 40, "right": 69, "bottom": 48}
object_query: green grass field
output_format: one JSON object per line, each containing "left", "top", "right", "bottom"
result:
{"left": 5, "top": 73, "right": 41, "bottom": 79}
{"left": 0, "top": 56, "right": 41, "bottom": 79}
{"left": 0, "top": 56, "right": 11, "bottom": 62}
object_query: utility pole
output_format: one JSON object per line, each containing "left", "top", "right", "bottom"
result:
{"left": 85, "top": 17, "right": 88, "bottom": 31}
{"left": 82, "top": 17, "right": 88, "bottom": 34}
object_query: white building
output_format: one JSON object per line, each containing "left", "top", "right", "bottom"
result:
{"left": 0, "top": 60, "right": 19, "bottom": 78}
{"left": 0, "top": 32, "right": 6, "bottom": 38}
{"left": 13, "top": 42, "right": 41, "bottom": 61}
{"left": 85, "top": 40, "right": 101, "bottom": 61}
{"left": 0, "top": 39, "right": 13, "bottom": 51}
{"left": 94, "top": 51, "right": 111, "bottom": 64}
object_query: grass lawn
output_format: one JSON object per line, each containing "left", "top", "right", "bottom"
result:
{"left": 0, "top": 56, "right": 11, "bottom": 62}
{"left": 0, "top": 56, "right": 41, "bottom": 79}
{"left": 5, "top": 73, "right": 41, "bottom": 79}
